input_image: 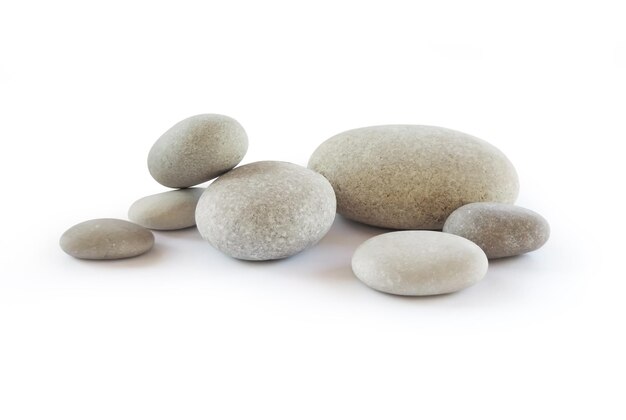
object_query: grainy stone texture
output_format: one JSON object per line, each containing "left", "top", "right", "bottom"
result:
{"left": 196, "top": 161, "right": 336, "bottom": 260}
{"left": 128, "top": 188, "right": 205, "bottom": 230}
{"left": 148, "top": 114, "right": 248, "bottom": 188}
{"left": 443, "top": 202, "right": 550, "bottom": 259}
{"left": 60, "top": 219, "right": 154, "bottom": 260}
{"left": 352, "top": 231, "right": 488, "bottom": 296}
{"left": 308, "top": 125, "right": 519, "bottom": 230}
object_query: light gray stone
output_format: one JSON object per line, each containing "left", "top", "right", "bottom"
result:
{"left": 308, "top": 125, "right": 519, "bottom": 230}
{"left": 443, "top": 202, "right": 550, "bottom": 259}
{"left": 129, "top": 188, "right": 205, "bottom": 230}
{"left": 60, "top": 218, "right": 154, "bottom": 260}
{"left": 352, "top": 231, "right": 488, "bottom": 296}
{"left": 196, "top": 161, "right": 336, "bottom": 260}
{"left": 148, "top": 114, "right": 248, "bottom": 188}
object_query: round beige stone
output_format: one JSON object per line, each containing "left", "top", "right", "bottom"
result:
{"left": 352, "top": 231, "right": 488, "bottom": 296}
{"left": 195, "top": 161, "right": 336, "bottom": 261}
{"left": 308, "top": 125, "right": 519, "bottom": 229}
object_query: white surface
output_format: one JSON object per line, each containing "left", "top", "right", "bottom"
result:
{"left": 0, "top": 1, "right": 623, "bottom": 419}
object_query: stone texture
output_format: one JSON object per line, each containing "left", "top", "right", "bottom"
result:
{"left": 352, "top": 231, "right": 488, "bottom": 296}
{"left": 128, "top": 188, "right": 204, "bottom": 230}
{"left": 308, "top": 125, "right": 519, "bottom": 230}
{"left": 196, "top": 161, "right": 336, "bottom": 260}
{"left": 443, "top": 202, "right": 550, "bottom": 259}
{"left": 148, "top": 114, "right": 248, "bottom": 188}
{"left": 60, "top": 218, "right": 154, "bottom": 260}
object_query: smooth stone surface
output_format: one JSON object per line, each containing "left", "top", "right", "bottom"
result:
{"left": 128, "top": 188, "right": 205, "bottom": 230}
{"left": 196, "top": 161, "right": 336, "bottom": 261}
{"left": 148, "top": 114, "right": 248, "bottom": 188}
{"left": 60, "top": 219, "right": 154, "bottom": 260}
{"left": 352, "top": 231, "right": 488, "bottom": 296}
{"left": 308, "top": 125, "right": 519, "bottom": 230}
{"left": 443, "top": 202, "right": 550, "bottom": 259}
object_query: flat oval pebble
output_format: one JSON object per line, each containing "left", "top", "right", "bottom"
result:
{"left": 59, "top": 218, "right": 154, "bottom": 260}
{"left": 195, "top": 161, "right": 336, "bottom": 261}
{"left": 308, "top": 125, "right": 519, "bottom": 230}
{"left": 128, "top": 188, "right": 205, "bottom": 230}
{"left": 352, "top": 231, "right": 488, "bottom": 296}
{"left": 148, "top": 114, "right": 248, "bottom": 188}
{"left": 443, "top": 202, "right": 550, "bottom": 259}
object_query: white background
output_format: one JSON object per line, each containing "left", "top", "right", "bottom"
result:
{"left": 1, "top": 1, "right": 624, "bottom": 419}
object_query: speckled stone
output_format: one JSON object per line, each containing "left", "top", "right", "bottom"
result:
{"left": 195, "top": 161, "right": 336, "bottom": 261}
{"left": 443, "top": 202, "right": 550, "bottom": 259}
{"left": 352, "top": 231, "right": 488, "bottom": 296}
{"left": 59, "top": 219, "right": 154, "bottom": 260}
{"left": 128, "top": 188, "right": 205, "bottom": 230}
{"left": 308, "top": 125, "right": 519, "bottom": 230}
{"left": 148, "top": 114, "right": 248, "bottom": 188}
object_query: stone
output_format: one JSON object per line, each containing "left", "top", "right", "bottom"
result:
{"left": 148, "top": 114, "right": 248, "bottom": 188}
{"left": 308, "top": 125, "right": 519, "bottom": 230}
{"left": 60, "top": 218, "right": 154, "bottom": 260}
{"left": 443, "top": 202, "right": 550, "bottom": 259}
{"left": 196, "top": 161, "right": 336, "bottom": 260}
{"left": 128, "top": 188, "right": 204, "bottom": 230}
{"left": 352, "top": 231, "right": 488, "bottom": 296}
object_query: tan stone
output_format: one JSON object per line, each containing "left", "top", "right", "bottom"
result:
{"left": 308, "top": 125, "right": 519, "bottom": 229}
{"left": 60, "top": 219, "right": 154, "bottom": 260}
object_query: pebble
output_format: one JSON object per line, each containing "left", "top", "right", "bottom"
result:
{"left": 60, "top": 219, "right": 154, "bottom": 260}
{"left": 195, "top": 161, "right": 336, "bottom": 260}
{"left": 352, "top": 231, "right": 488, "bottom": 296}
{"left": 443, "top": 202, "right": 550, "bottom": 259}
{"left": 308, "top": 125, "right": 519, "bottom": 229}
{"left": 128, "top": 188, "right": 205, "bottom": 230}
{"left": 148, "top": 114, "right": 248, "bottom": 188}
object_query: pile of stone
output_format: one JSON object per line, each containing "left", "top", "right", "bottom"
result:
{"left": 60, "top": 114, "right": 549, "bottom": 296}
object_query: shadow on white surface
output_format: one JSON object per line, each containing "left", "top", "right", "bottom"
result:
{"left": 233, "top": 215, "right": 390, "bottom": 281}
{"left": 67, "top": 243, "right": 169, "bottom": 269}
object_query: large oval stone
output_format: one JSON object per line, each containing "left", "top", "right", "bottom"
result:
{"left": 195, "top": 161, "right": 336, "bottom": 260}
{"left": 308, "top": 125, "right": 519, "bottom": 229}
{"left": 352, "top": 231, "right": 488, "bottom": 296}
{"left": 148, "top": 114, "right": 248, "bottom": 188}
{"left": 60, "top": 219, "right": 154, "bottom": 260}
{"left": 443, "top": 202, "right": 550, "bottom": 259}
